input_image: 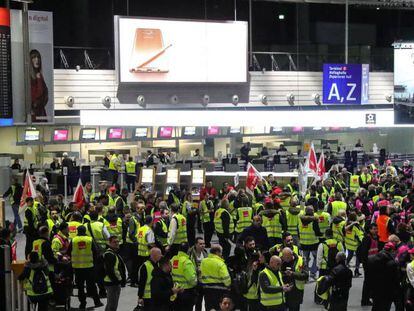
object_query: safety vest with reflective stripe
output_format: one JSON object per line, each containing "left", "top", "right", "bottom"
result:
{"left": 320, "top": 239, "right": 343, "bottom": 270}
{"left": 287, "top": 184, "right": 297, "bottom": 196}
{"left": 51, "top": 232, "right": 70, "bottom": 257}
{"left": 316, "top": 211, "right": 330, "bottom": 236}
{"left": 125, "top": 161, "right": 136, "bottom": 174}
{"left": 170, "top": 214, "right": 187, "bottom": 244}
{"left": 200, "top": 253, "right": 231, "bottom": 286}
{"left": 262, "top": 214, "right": 282, "bottom": 239}
{"left": 9, "top": 185, "right": 16, "bottom": 205}
{"left": 137, "top": 225, "right": 152, "bottom": 256}
{"left": 200, "top": 200, "right": 212, "bottom": 223}
{"left": 126, "top": 215, "right": 140, "bottom": 244}
{"left": 26, "top": 268, "right": 53, "bottom": 297}
{"left": 90, "top": 221, "right": 107, "bottom": 250}
{"left": 377, "top": 215, "right": 391, "bottom": 243}
{"left": 71, "top": 235, "right": 93, "bottom": 269}
{"left": 141, "top": 260, "right": 154, "bottom": 299}
{"left": 32, "top": 239, "right": 45, "bottom": 259}
{"left": 360, "top": 173, "right": 372, "bottom": 185}
{"left": 270, "top": 244, "right": 299, "bottom": 257}
{"left": 68, "top": 221, "right": 83, "bottom": 240}
{"left": 331, "top": 201, "right": 347, "bottom": 218}
{"left": 349, "top": 175, "right": 360, "bottom": 193}
{"left": 109, "top": 154, "right": 118, "bottom": 171}
{"left": 236, "top": 207, "right": 253, "bottom": 233}
{"left": 299, "top": 218, "right": 318, "bottom": 245}
{"left": 170, "top": 251, "right": 197, "bottom": 289}
{"left": 106, "top": 218, "right": 123, "bottom": 244}
{"left": 344, "top": 225, "right": 364, "bottom": 251}
{"left": 214, "top": 208, "right": 234, "bottom": 234}
{"left": 104, "top": 249, "right": 123, "bottom": 283}
{"left": 171, "top": 193, "right": 181, "bottom": 206}
{"left": 293, "top": 256, "right": 305, "bottom": 290}
{"left": 259, "top": 268, "right": 285, "bottom": 307}
{"left": 332, "top": 219, "right": 346, "bottom": 243}
{"left": 286, "top": 209, "right": 300, "bottom": 236}
{"left": 157, "top": 219, "right": 168, "bottom": 246}
{"left": 24, "top": 205, "right": 38, "bottom": 229}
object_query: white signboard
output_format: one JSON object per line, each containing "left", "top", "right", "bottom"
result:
{"left": 141, "top": 168, "right": 154, "bottom": 184}
{"left": 191, "top": 169, "right": 205, "bottom": 185}
{"left": 166, "top": 168, "right": 180, "bottom": 184}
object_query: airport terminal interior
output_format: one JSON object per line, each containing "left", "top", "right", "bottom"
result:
{"left": 3, "top": 0, "right": 414, "bottom": 310}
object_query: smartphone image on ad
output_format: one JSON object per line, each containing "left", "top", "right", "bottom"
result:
{"left": 129, "top": 28, "right": 172, "bottom": 73}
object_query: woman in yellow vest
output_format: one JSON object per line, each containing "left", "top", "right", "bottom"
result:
{"left": 18, "top": 251, "right": 53, "bottom": 310}
{"left": 243, "top": 252, "right": 261, "bottom": 310}
{"left": 344, "top": 212, "right": 364, "bottom": 277}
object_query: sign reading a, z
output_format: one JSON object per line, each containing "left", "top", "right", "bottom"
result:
{"left": 322, "top": 64, "right": 369, "bottom": 105}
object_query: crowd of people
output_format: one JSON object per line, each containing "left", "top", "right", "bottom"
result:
{"left": 3, "top": 158, "right": 414, "bottom": 310}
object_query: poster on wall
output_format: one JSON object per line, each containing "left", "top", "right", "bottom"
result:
{"left": 322, "top": 64, "right": 369, "bottom": 105}
{"left": 11, "top": 10, "right": 54, "bottom": 124}
{"left": 394, "top": 42, "right": 414, "bottom": 124}
{"left": 116, "top": 17, "right": 247, "bottom": 83}
{"left": 0, "top": 8, "right": 13, "bottom": 125}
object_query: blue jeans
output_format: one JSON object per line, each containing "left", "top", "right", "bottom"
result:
{"left": 12, "top": 203, "right": 22, "bottom": 229}
{"left": 302, "top": 249, "right": 318, "bottom": 275}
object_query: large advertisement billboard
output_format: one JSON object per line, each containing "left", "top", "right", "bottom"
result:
{"left": 117, "top": 17, "right": 248, "bottom": 84}
{"left": 394, "top": 42, "right": 414, "bottom": 124}
{"left": 11, "top": 10, "right": 54, "bottom": 124}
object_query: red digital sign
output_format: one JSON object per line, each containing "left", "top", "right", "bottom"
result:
{"left": 159, "top": 127, "right": 173, "bottom": 138}
{"left": 207, "top": 126, "right": 219, "bottom": 135}
{"left": 108, "top": 128, "right": 123, "bottom": 139}
{"left": 53, "top": 129, "right": 69, "bottom": 141}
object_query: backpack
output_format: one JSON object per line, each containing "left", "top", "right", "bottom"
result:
{"left": 31, "top": 268, "right": 48, "bottom": 295}
{"left": 232, "top": 271, "right": 249, "bottom": 295}
{"left": 324, "top": 242, "right": 339, "bottom": 271}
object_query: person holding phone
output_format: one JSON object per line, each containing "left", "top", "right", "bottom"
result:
{"left": 281, "top": 247, "right": 309, "bottom": 311}
{"left": 259, "top": 255, "right": 292, "bottom": 310}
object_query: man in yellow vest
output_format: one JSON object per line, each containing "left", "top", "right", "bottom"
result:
{"left": 299, "top": 206, "right": 321, "bottom": 279}
{"left": 125, "top": 156, "right": 137, "bottom": 192}
{"left": 316, "top": 228, "right": 344, "bottom": 276}
{"left": 137, "top": 247, "right": 163, "bottom": 310}
{"left": 200, "top": 196, "right": 215, "bottom": 248}
{"left": 214, "top": 199, "right": 234, "bottom": 260}
{"left": 32, "top": 226, "right": 57, "bottom": 274}
{"left": 103, "top": 236, "right": 126, "bottom": 311}
{"left": 3, "top": 178, "right": 23, "bottom": 231}
{"left": 108, "top": 151, "right": 120, "bottom": 185}
{"left": 269, "top": 232, "right": 300, "bottom": 257}
{"left": 154, "top": 208, "right": 169, "bottom": 251}
{"left": 359, "top": 167, "right": 372, "bottom": 189}
{"left": 24, "top": 197, "right": 38, "bottom": 257}
{"left": 328, "top": 192, "right": 348, "bottom": 218}
{"left": 332, "top": 210, "right": 347, "bottom": 245}
{"left": 281, "top": 247, "right": 308, "bottom": 311}
{"left": 200, "top": 245, "right": 231, "bottom": 311}
{"left": 170, "top": 243, "right": 197, "bottom": 311}
{"left": 69, "top": 225, "right": 103, "bottom": 309}
{"left": 137, "top": 215, "right": 156, "bottom": 270}
{"left": 349, "top": 173, "right": 361, "bottom": 194}
{"left": 68, "top": 211, "right": 86, "bottom": 240}
{"left": 122, "top": 212, "right": 139, "bottom": 287}
{"left": 259, "top": 255, "right": 292, "bottom": 309}
{"left": 235, "top": 199, "right": 253, "bottom": 239}
{"left": 51, "top": 222, "right": 70, "bottom": 260}
{"left": 167, "top": 204, "right": 188, "bottom": 257}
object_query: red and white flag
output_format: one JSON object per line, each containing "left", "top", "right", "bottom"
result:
{"left": 246, "top": 163, "right": 263, "bottom": 195}
{"left": 19, "top": 171, "right": 37, "bottom": 214}
{"left": 73, "top": 179, "right": 85, "bottom": 209}
{"left": 317, "top": 152, "right": 326, "bottom": 178}
{"left": 306, "top": 143, "right": 318, "bottom": 176}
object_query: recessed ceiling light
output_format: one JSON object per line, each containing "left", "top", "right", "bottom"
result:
{"left": 278, "top": 14, "right": 285, "bottom": 20}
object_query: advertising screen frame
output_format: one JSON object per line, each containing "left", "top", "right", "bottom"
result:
{"left": 52, "top": 128, "right": 69, "bottom": 142}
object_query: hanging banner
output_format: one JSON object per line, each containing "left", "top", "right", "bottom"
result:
{"left": 11, "top": 10, "right": 54, "bottom": 124}
{"left": 0, "top": 8, "right": 13, "bottom": 124}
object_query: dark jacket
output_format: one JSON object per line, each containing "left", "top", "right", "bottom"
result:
{"left": 150, "top": 267, "right": 174, "bottom": 310}
{"left": 138, "top": 259, "right": 157, "bottom": 299}
{"left": 358, "top": 234, "right": 378, "bottom": 265}
{"left": 238, "top": 225, "right": 270, "bottom": 251}
{"left": 282, "top": 254, "right": 309, "bottom": 304}
{"left": 3, "top": 184, "right": 23, "bottom": 205}
{"left": 366, "top": 250, "right": 401, "bottom": 298}
{"left": 103, "top": 248, "right": 126, "bottom": 286}
{"left": 326, "top": 262, "right": 352, "bottom": 300}
{"left": 38, "top": 237, "right": 57, "bottom": 267}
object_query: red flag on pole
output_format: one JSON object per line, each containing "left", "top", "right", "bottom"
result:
{"left": 306, "top": 143, "right": 318, "bottom": 175}
{"left": 19, "top": 171, "right": 37, "bottom": 214}
{"left": 246, "top": 163, "right": 263, "bottom": 195}
{"left": 73, "top": 179, "right": 85, "bottom": 209}
{"left": 317, "top": 152, "right": 326, "bottom": 178}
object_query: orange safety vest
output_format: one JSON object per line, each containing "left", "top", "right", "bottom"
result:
{"left": 376, "top": 215, "right": 390, "bottom": 243}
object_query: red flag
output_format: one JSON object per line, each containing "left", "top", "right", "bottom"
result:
{"left": 73, "top": 179, "right": 85, "bottom": 209}
{"left": 307, "top": 143, "right": 318, "bottom": 175}
{"left": 246, "top": 163, "right": 263, "bottom": 195}
{"left": 19, "top": 171, "right": 37, "bottom": 211}
{"left": 317, "top": 152, "right": 326, "bottom": 178}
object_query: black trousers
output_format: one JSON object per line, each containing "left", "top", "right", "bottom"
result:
{"left": 173, "top": 288, "right": 196, "bottom": 311}
{"left": 217, "top": 233, "right": 231, "bottom": 260}
{"left": 74, "top": 267, "right": 100, "bottom": 305}
{"left": 187, "top": 218, "right": 196, "bottom": 247}
{"left": 372, "top": 295, "right": 404, "bottom": 311}
{"left": 25, "top": 235, "right": 35, "bottom": 258}
{"left": 328, "top": 293, "right": 349, "bottom": 311}
{"left": 203, "top": 222, "right": 214, "bottom": 248}
{"left": 126, "top": 174, "right": 136, "bottom": 192}
{"left": 195, "top": 285, "right": 203, "bottom": 311}
{"left": 120, "top": 243, "right": 138, "bottom": 283}
{"left": 361, "top": 265, "right": 371, "bottom": 304}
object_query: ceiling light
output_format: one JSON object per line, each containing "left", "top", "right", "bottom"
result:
{"left": 278, "top": 14, "right": 285, "bottom": 20}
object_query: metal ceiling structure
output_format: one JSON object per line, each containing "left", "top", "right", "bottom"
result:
{"left": 254, "top": 0, "right": 414, "bottom": 8}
